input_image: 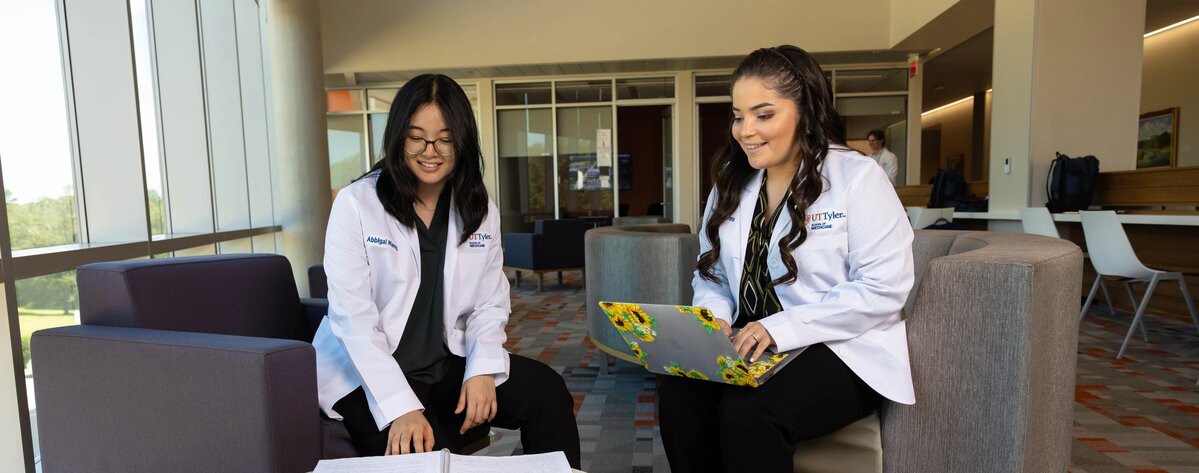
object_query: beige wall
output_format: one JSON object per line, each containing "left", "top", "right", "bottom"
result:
{"left": 1028, "top": 0, "right": 1143, "bottom": 178}
{"left": 921, "top": 92, "right": 991, "bottom": 182}
{"left": 922, "top": 99, "right": 973, "bottom": 170}
{"left": 1141, "top": 18, "right": 1199, "bottom": 168}
{"left": 990, "top": 0, "right": 1144, "bottom": 212}
{"left": 889, "top": 0, "right": 961, "bottom": 46}
{"left": 320, "top": 0, "right": 891, "bottom": 74}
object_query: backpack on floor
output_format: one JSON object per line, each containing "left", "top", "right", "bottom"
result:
{"left": 1045, "top": 152, "right": 1100, "bottom": 213}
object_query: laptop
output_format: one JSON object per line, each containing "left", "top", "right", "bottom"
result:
{"left": 598, "top": 301, "right": 802, "bottom": 387}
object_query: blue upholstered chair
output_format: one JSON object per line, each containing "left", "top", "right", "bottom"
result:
{"left": 502, "top": 218, "right": 591, "bottom": 291}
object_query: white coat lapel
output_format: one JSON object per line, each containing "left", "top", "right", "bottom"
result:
{"left": 730, "top": 170, "right": 762, "bottom": 292}
{"left": 444, "top": 194, "right": 459, "bottom": 323}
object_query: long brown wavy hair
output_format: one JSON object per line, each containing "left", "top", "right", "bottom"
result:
{"left": 696, "top": 45, "right": 849, "bottom": 286}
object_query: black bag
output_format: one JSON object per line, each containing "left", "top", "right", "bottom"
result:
{"left": 1045, "top": 152, "right": 1100, "bottom": 213}
{"left": 928, "top": 169, "right": 967, "bottom": 208}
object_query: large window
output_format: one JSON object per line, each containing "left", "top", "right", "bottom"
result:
{"left": 327, "top": 114, "right": 368, "bottom": 191}
{"left": 0, "top": 0, "right": 80, "bottom": 251}
{"left": 497, "top": 108, "right": 555, "bottom": 232}
{"left": 131, "top": 0, "right": 166, "bottom": 235}
{"left": 0, "top": 1, "right": 282, "bottom": 468}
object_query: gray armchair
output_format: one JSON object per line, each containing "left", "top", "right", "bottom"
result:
{"left": 30, "top": 254, "right": 355, "bottom": 473}
{"left": 584, "top": 224, "right": 698, "bottom": 374}
{"left": 877, "top": 230, "right": 1081, "bottom": 472}
{"left": 586, "top": 228, "right": 1082, "bottom": 472}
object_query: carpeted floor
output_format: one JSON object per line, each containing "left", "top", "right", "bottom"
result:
{"left": 474, "top": 271, "right": 1199, "bottom": 472}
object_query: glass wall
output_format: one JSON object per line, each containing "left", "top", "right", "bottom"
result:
{"left": 557, "top": 106, "right": 614, "bottom": 218}
{"left": 497, "top": 109, "right": 555, "bottom": 233}
{"left": 495, "top": 77, "right": 675, "bottom": 231}
{"left": 835, "top": 72, "right": 910, "bottom": 185}
{"left": 327, "top": 115, "right": 368, "bottom": 190}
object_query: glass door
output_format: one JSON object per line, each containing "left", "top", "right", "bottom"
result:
{"left": 614, "top": 104, "right": 670, "bottom": 218}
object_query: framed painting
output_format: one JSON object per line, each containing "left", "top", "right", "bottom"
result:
{"left": 1136, "top": 107, "right": 1178, "bottom": 169}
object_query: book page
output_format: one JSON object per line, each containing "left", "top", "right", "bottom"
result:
{"left": 449, "top": 451, "right": 571, "bottom": 473}
{"left": 312, "top": 450, "right": 445, "bottom": 473}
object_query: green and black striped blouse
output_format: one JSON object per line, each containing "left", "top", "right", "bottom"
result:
{"left": 736, "top": 176, "right": 791, "bottom": 328}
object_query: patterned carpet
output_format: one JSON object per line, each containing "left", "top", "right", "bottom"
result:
{"left": 475, "top": 271, "right": 1199, "bottom": 473}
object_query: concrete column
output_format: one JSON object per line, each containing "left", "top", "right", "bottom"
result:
{"left": 906, "top": 59, "right": 923, "bottom": 185}
{"left": 477, "top": 79, "right": 499, "bottom": 202}
{"left": 673, "top": 73, "right": 698, "bottom": 231}
{"left": 264, "top": 0, "right": 330, "bottom": 295}
{"left": 989, "top": 0, "right": 1145, "bottom": 217}
{"left": 971, "top": 90, "right": 987, "bottom": 181}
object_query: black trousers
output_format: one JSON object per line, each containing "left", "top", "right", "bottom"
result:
{"left": 658, "top": 343, "right": 883, "bottom": 473}
{"left": 333, "top": 353, "right": 581, "bottom": 468}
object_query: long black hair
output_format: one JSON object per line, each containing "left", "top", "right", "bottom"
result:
{"left": 697, "top": 45, "right": 849, "bottom": 286}
{"left": 366, "top": 74, "right": 488, "bottom": 245}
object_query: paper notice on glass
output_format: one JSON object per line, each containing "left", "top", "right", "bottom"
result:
{"left": 596, "top": 128, "right": 612, "bottom": 167}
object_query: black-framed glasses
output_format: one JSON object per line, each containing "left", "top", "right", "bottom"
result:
{"left": 403, "top": 136, "right": 456, "bottom": 157}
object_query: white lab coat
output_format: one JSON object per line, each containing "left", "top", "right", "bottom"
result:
{"left": 692, "top": 147, "right": 916, "bottom": 404}
{"left": 871, "top": 147, "right": 899, "bottom": 185}
{"left": 312, "top": 171, "right": 511, "bottom": 430}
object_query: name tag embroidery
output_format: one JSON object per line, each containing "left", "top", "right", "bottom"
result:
{"left": 804, "top": 211, "right": 846, "bottom": 231}
{"left": 467, "top": 232, "right": 493, "bottom": 249}
{"left": 365, "top": 235, "right": 398, "bottom": 251}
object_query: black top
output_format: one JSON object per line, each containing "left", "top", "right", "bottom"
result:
{"left": 736, "top": 176, "right": 789, "bottom": 328}
{"left": 393, "top": 187, "right": 453, "bottom": 384}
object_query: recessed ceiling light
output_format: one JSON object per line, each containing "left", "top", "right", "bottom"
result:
{"left": 1145, "top": 14, "right": 1199, "bottom": 38}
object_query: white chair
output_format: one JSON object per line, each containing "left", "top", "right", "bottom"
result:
{"left": 1020, "top": 207, "right": 1118, "bottom": 315}
{"left": 1079, "top": 211, "right": 1199, "bottom": 359}
{"left": 908, "top": 207, "right": 954, "bottom": 230}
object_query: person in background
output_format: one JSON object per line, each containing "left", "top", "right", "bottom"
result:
{"left": 312, "top": 74, "right": 580, "bottom": 467}
{"left": 658, "top": 46, "right": 915, "bottom": 472}
{"left": 866, "top": 129, "right": 899, "bottom": 185}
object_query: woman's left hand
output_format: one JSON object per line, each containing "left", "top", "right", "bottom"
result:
{"left": 455, "top": 374, "right": 497, "bottom": 434}
{"left": 732, "top": 321, "right": 774, "bottom": 363}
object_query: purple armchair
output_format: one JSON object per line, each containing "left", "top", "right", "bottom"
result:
{"left": 30, "top": 254, "right": 355, "bottom": 473}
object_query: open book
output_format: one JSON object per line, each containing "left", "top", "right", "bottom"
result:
{"left": 312, "top": 450, "right": 571, "bottom": 473}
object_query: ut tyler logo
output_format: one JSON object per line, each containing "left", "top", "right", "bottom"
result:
{"left": 468, "top": 233, "right": 492, "bottom": 248}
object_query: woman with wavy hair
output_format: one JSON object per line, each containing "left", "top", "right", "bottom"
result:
{"left": 659, "top": 46, "right": 915, "bottom": 472}
{"left": 312, "top": 74, "right": 580, "bottom": 466}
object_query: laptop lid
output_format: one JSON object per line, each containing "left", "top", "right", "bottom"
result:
{"left": 598, "top": 301, "right": 799, "bottom": 387}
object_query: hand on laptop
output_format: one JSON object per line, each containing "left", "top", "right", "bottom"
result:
{"left": 732, "top": 321, "right": 774, "bottom": 363}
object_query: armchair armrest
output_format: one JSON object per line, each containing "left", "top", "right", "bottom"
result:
{"left": 31, "top": 325, "right": 320, "bottom": 473}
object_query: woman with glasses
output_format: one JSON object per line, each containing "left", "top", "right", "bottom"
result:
{"left": 311, "top": 74, "right": 580, "bottom": 466}
{"left": 659, "top": 46, "right": 915, "bottom": 472}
